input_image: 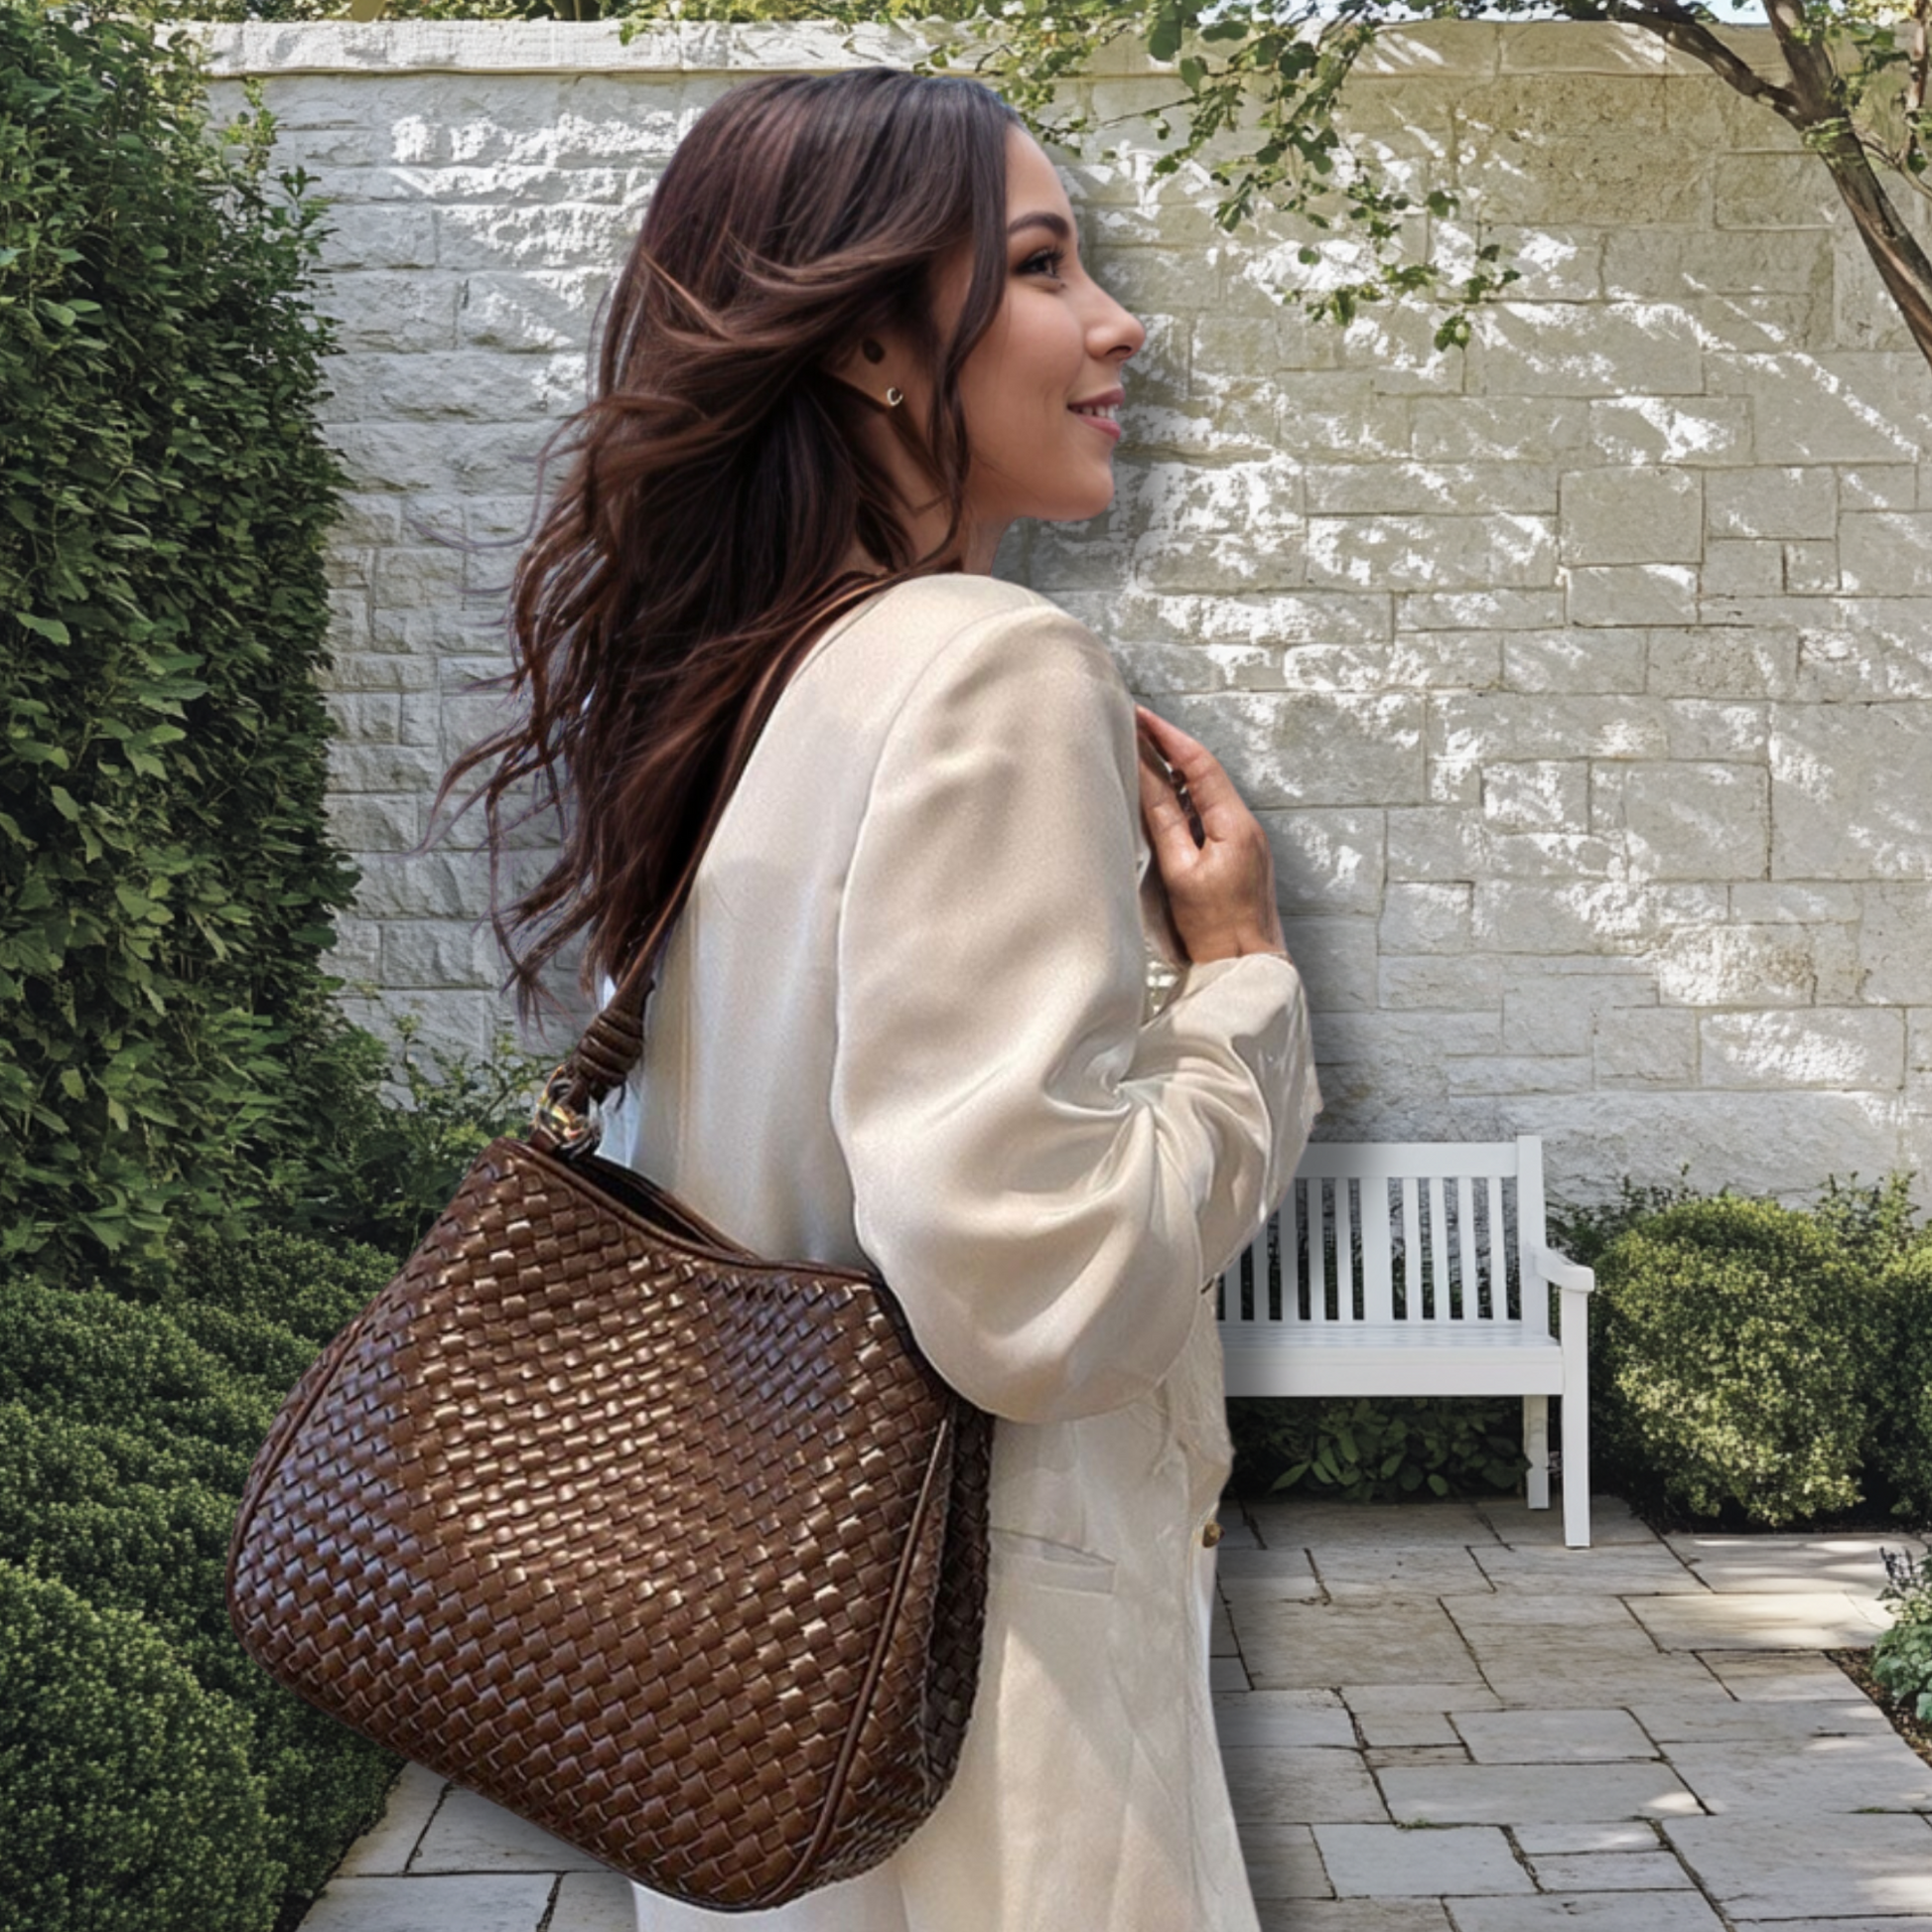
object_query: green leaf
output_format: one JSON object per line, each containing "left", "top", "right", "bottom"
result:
{"left": 15, "top": 612, "right": 72, "bottom": 645}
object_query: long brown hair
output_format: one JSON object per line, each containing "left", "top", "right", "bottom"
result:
{"left": 416, "top": 68, "right": 1028, "bottom": 1036}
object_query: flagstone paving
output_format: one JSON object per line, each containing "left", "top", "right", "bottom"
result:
{"left": 293, "top": 1493, "right": 1932, "bottom": 1931}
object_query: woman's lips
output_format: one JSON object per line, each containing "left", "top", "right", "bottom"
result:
{"left": 1069, "top": 409, "right": 1123, "bottom": 442}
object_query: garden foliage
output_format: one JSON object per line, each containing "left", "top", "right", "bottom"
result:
{"left": 0, "top": 0, "right": 363, "bottom": 1291}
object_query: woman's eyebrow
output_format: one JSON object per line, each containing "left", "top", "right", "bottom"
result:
{"left": 1009, "top": 211, "right": 1073, "bottom": 242}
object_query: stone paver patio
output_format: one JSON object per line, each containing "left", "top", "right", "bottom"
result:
{"left": 295, "top": 1493, "right": 1932, "bottom": 1931}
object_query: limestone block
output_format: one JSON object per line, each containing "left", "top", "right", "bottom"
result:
{"left": 1663, "top": 699, "right": 1768, "bottom": 760}
{"left": 1316, "top": 1009, "right": 1504, "bottom": 1065}
{"left": 1859, "top": 886, "right": 1932, "bottom": 1004}
{"left": 1602, "top": 225, "right": 1829, "bottom": 298}
{"left": 1654, "top": 922, "right": 1823, "bottom": 1006}
{"left": 1705, "top": 352, "right": 1932, "bottom": 465}
{"left": 457, "top": 269, "right": 612, "bottom": 351}
{"left": 1561, "top": 467, "right": 1702, "bottom": 565}
{"left": 1502, "top": 971, "right": 1658, "bottom": 1055}
{"left": 1483, "top": 761, "right": 1588, "bottom": 834}
{"left": 1473, "top": 880, "right": 1718, "bottom": 954}
{"left": 1386, "top": 805, "right": 1488, "bottom": 881}
{"left": 1701, "top": 540, "right": 1782, "bottom": 597}
{"left": 319, "top": 202, "right": 438, "bottom": 272}
{"left": 1410, "top": 397, "right": 1589, "bottom": 462}
{"left": 1840, "top": 466, "right": 1920, "bottom": 512}
{"left": 1432, "top": 692, "right": 1670, "bottom": 763}
{"left": 1452, "top": 76, "right": 1703, "bottom": 227}
{"left": 1471, "top": 301, "right": 1703, "bottom": 397}
{"left": 1379, "top": 953, "right": 1506, "bottom": 1010}
{"left": 438, "top": 204, "right": 633, "bottom": 276}
{"left": 327, "top": 742, "right": 450, "bottom": 795}
{"left": 1483, "top": 830, "right": 1624, "bottom": 880}
{"left": 1769, "top": 702, "right": 1932, "bottom": 880}
{"left": 1782, "top": 537, "right": 1840, "bottom": 592}
{"left": 1646, "top": 626, "right": 1796, "bottom": 699}
{"left": 1279, "top": 916, "right": 1379, "bottom": 1013}
{"left": 1428, "top": 759, "right": 1483, "bottom": 806}
{"left": 324, "top": 689, "right": 402, "bottom": 746}
{"left": 1305, "top": 463, "right": 1556, "bottom": 516}
{"left": 1728, "top": 884, "right": 1860, "bottom": 922}
{"left": 326, "top": 793, "right": 425, "bottom": 855}
{"left": 1588, "top": 397, "right": 1751, "bottom": 468}
{"left": 1153, "top": 690, "right": 1424, "bottom": 806}
{"left": 1382, "top": 883, "right": 1474, "bottom": 953}
{"left": 1389, "top": 633, "right": 1504, "bottom": 689}
{"left": 1592, "top": 761, "right": 1769, "bottom": 881}
{"left": 1275, "top": 374, "right": 1413, "bottom": 462}
{"left": 1398, "top": 589, "right": 1567, "bottom": 632}
{"left": 320, "top": 650, "right": 438, "bottom": 697}
{"left": 1278, "top": 644, "right": 1392, "bottom": 691}
{"left": 1307, "top": 513, "right": 1556, "bottom": 592}
{"left": 1190, "top": 311, "right": 1342, "bottom": 392}
{"left": 1566, "top": 564, "right": 1698, "bottom": 626}
{"left": 1162, "top": 589, "right": 1391, "bottom": 648}
{"left": 1694, "top": 289, "right": 1832, "bottom": 354}
{"left": 1258, "top": 809, "right": 1387, "bottom": 918}
{"left": 1502, "top": 629, "right": 1645, "bottom": 694}
{"left": 1700, "top": 1010, "right": 1905, "bottom": 1090}
{"left": 371, "top": 545, "right": 469, "bottom": 611}
{"left": 1705, "top": 466, "right": 1835, "bottom": 540}
{"left": 321, "top": 917, "right": 384, "bottom": 985}
{"left": 1838, "top": 511, "right": 1932, "bottom": 597}
{"left": 311, "top": 270, "right": 462, "bottom": 353}
{"left": 1795, "top": 607, "right": 1932, "bottom": 700}
{"left": 349, "top": 852, "right": 486, "bottom": 922}
{"left": 380, "top": 917, "right": 499, "bottom": 990}
{"left": 1714, "top": 151, "right": 1841, "bottom": 230}
{"left": 1512, "top": 1089, "right": 1912, "bottom": 1207}
{"left": 1592, "top": 1007, "right": 1698, "bottom": 1086}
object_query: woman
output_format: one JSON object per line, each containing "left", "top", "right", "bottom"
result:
{"left": 434, "top": 64, "right": 1320, "bottom": 1932}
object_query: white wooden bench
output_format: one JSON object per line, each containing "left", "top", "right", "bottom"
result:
{"left": 1212, "top": 1136, "right": 1597, "bottom": 1548}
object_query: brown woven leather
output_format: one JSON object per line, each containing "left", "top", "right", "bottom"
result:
{"left": 225, "top": 1124, "right": 994, "bottom": 1910}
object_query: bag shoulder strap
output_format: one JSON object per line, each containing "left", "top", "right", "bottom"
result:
{"left": 531, "top": 573, "right": 901, "bottom": 1152}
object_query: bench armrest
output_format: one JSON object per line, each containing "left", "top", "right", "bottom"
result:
{"left": 1532, "top": 1245, "right": 1596, "bottom": 1294}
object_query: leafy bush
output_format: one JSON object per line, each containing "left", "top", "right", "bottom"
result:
{"left": 1872, "top": 1546, "right": 1932, "bottom": 1725}
{"left": 0, "top": 1562, "right": 282, "bottom": 1932}
{"left": 1229, "top": 1393, "right": 1529, "bottom": 1503}
{"left": 1863, "top": 1236, "right": 1932, "bottom": 1525}
{"left": 0, "top": 1, "right": 359, "bottom": 1293}
{"left": 1590, "top": 1195, "right": 1874, "bottom": 1527}
{"left": 0, "top": 1273, "right": 401, "bottom": 1918}
{"left": 255, "top": 1010, "right": 556, "bottom": 1258}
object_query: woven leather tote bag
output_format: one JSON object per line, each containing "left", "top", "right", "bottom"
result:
{"left": 224, "top": 596, "right": 996, "bottom": 1912}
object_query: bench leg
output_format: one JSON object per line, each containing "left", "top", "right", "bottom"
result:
{"left": 1523, "top": 1394, "right": 1551, "bottom": 1509}
{"left": 1561, "top": 1388, "right": 1591, "bottom": 1549}
{"left": 1561, "top": 1285, "right": 1591, "bottom": 1548}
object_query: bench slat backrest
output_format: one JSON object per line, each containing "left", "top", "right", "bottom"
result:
{"left": 1217, "top": 1137, "right": 1550, "bottom": 1337}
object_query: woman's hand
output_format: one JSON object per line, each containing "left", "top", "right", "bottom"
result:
{"left": 1134, "top": 702, "right": 1291, "bottom": 967}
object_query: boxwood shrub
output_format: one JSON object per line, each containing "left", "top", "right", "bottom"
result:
{"left": 0, "top": 1562, "right": 282, "bottom": 1932}
{"left": 1590, "top": 1195, "right": 1874, "bottom": 1527}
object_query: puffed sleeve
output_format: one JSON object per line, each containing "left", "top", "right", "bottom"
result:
{"left": 828, "top": 598, "right": 1320, "bottom": 1427}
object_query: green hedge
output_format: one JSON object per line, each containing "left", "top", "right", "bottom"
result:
{"left": 0, "top": 0, "right": 361, "bottom": 1292}
{"left": 0, "top": 1264, "right": 403, "bottom": 1924}
{"left": 0, "top": 1563, "right": 282, "bottom": 1932}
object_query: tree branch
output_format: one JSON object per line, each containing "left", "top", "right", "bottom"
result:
{"left": 1612, "top": 0, "right": 1807, "bottom": 127}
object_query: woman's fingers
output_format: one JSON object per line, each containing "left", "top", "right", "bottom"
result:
{"left": 1135, "top": 703, "right": 1232, "bottom": 828}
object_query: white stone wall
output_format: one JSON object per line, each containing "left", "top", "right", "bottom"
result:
{"left": 190, "top": 18, "right": 1932, "bottom": 1209}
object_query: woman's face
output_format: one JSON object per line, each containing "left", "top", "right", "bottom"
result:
{"left": 950, "top": 126, "right": 1147, "bottom": 542}
{"left": 839, "top": 125, "right": 1147, "bottom": 575}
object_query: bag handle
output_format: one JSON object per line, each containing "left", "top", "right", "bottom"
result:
{"left": 529, "top": 574, "right": 897, "bottom": 1160}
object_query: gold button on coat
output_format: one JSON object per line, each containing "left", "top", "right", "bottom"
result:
{"left": 1200, "top": 1519, "right": 1223, "bottom": 1548}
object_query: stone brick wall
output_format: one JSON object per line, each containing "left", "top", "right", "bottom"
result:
{"left": 190, "top": 18, "right": 1932, "bottom": 1208}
